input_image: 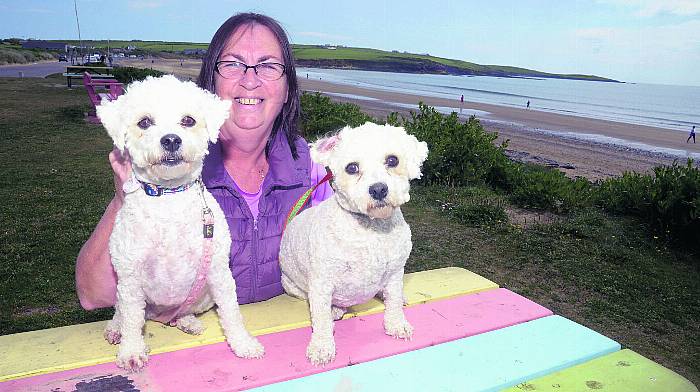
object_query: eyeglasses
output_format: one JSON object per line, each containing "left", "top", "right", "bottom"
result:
{"left": 215, "top": 60, "right": 286, "bottom": 81}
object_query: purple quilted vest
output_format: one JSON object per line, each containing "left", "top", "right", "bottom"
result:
{"left": 201, "top": 132, "right": 313, "bottom": 304}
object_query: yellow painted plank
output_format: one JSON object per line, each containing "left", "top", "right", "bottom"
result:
{"left": 0, "top": 267, "right": 497, "bottom": 382}
{"left": 503, "top": 349, "right": 698, "bottom": 392}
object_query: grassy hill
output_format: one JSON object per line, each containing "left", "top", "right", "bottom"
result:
{"left": 48, "top": 39, "right": 618, "bottom": 82}
{"left": 292, "top": 44, "right": 618, "bottom": 82}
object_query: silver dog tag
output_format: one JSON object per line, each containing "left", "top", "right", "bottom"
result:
{"left": 122, "top": 176, "right": 140, "bottom": 194}
{"left": 203, "top": 223, "right": 214, "bottom": 238}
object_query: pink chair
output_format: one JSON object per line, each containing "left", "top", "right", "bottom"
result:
{"left": 82, "top": 72, "right": 124, "bottom": 124}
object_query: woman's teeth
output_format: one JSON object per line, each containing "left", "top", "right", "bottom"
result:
{"left": 236, "top": 98, "right": 262, "bottom": 105}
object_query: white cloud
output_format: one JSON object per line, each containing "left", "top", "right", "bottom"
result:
{"left": 596, "top": 0, "right": 700, "bottom": 17}
{"left": 127, "top": 1, "right": 164, "bottom": 10}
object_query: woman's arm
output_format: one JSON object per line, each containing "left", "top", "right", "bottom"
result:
{"left": 75, "top": 148, "right": 131, "bottom": 310}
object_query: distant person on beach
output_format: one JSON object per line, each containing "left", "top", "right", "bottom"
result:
{"left": 526, "top": 100, "right": 530, "bottom": 109}
{"left": 688, "top": 126, "right": 696, "bottom": 143}
{"left": 460, "top": 94, "right": 464, "bottom": 112}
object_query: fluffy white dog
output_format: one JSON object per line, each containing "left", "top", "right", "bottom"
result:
{"left": 97, "top": 75, "right": 263, "bottom": 371}
{"left": 279, "top": 122, "right": 428, "bottom": 365}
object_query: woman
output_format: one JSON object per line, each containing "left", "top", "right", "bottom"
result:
{"left": 76, "top": 13, "right": 332, "bottom": 309}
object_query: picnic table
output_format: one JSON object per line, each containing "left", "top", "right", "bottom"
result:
{"left": 63, "top": 65, "right": 115, "bottom": 88}
{"left": 80, "top": 72, "right": 124, "bottom": 124}
{"left": 0, "top": 267, "right": 696, "bottom": 391}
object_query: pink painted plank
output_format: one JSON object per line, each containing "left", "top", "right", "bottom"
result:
{"left": 3, "top": 289, "right": 551, "bottom": 392}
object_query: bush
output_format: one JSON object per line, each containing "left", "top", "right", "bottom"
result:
{"left": 397, "top": 103, "right": 511, "bottom": 186}
{"left": 112, "top": 66, "right": 165, "bottom": 84}
{"left": 506, "top": 163, "right": 592, "bottom": 213}
{"left": 450, "top": 203, "right": 508, "bottom": 227}
{"left": 300, "top": 92, "right": 373, "bottom": 140}
{"left": 595, "top": 159, "right": 700, "bottom": 250}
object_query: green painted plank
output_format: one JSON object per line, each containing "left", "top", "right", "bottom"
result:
{"left": 504, "top": 349, "right": 697, "bottom": 392}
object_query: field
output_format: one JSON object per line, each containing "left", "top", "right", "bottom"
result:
{"left": 0, "top": 74, "right": 697, "bottom": 385}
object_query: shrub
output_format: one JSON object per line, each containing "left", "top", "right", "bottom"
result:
{"left": 506, "top": 163, "right": 592, "bottom": 213}
{"left": 450, "top": 203, "right": 508, "bottom": 227}
{"left": 300, "top": 92, "right": 373, "bottom": 140}
{"left": 398, "top": 103, "right": 511, "bottom": 186}
{"left": 595, "top": 159, "right": 700, "bottom": 250}
{"left": 112, "top": 66, "right": 166, "bottom": 84}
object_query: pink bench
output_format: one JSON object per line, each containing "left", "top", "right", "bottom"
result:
{"left": 82, "top": 72, "right": 124, "bottom": 124}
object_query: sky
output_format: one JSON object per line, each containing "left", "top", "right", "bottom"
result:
{"left": 1, "top": 0, "right": 699, "bottom": 86}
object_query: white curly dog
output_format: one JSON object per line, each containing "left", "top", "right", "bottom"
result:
{"left": 97, "top": 75, "right": 263, "bottom": 371}
{"left": 279, "top": 122, "right": 429, "bottom": 365}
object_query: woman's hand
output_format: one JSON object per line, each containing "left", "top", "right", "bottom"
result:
{"left": 109, "top": 148, "right": 132, "bottom": 204}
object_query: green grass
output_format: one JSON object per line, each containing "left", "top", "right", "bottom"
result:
{"left": 0, "top": 75, "right": 115, "bottom": 331}
{"left": 0, "top": 76, "right": 696, "bottom": 384}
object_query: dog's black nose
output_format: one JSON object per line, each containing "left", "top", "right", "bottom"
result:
{"left": 160, "top": 134, "right": 182, "bottom": 152}
{"left": 368, "top": 182, "right": 388, "bottom": 200}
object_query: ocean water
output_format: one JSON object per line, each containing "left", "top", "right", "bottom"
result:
{"left": 297, "top": 67, "right": 700, "bottom": 134}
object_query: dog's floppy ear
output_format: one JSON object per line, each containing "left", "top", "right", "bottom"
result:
{"left": 398, "top": 127, "right": 429, "bottom": 180}
{"left": 96, "top": 97, "right": 126, "bottom": 151}
{"left": 199, "top": 91, "right": 231, "bottom": 143}
{"left": 310, "top": 131, "right": 342, "bottom": 166}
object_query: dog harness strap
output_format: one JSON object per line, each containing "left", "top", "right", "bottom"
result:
{"left": 167, "top": 209, "right": 215, "bottom": 325}
{"left": 283, "top": 167, "right": 333, "bottom": 231}
{"left": 161, "top": 181, "right": 215, "bottom": 325}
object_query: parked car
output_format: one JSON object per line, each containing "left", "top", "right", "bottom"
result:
{"left": 58, "top": 55, "right": 67, "bottom": 62}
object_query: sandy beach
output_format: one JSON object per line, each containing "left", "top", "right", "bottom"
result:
{"left": 122, "top": 58, "right": 699, "bottom": 180}
{"left": 299, "top": 78, "right": 700, "bottom": 181}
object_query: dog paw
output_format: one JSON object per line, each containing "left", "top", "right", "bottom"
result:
{"left": 104, "top": 328, "right": 121, "bottom": 345}
{"left": 116, "top": 349, "right": 148, "bottom": 372}
{"left": 230, "top": 336, "right": 265, "bottom": 359}
{"left": 331, "top": 306, "right": 347, "bottom": 321}
{"left": 104, "top": 318, "right": 121, "bottom": 344}
{"left": 306, "top": 337, "right": 336, "bottom": 366}
{"left": 385, "top": 319, "right": 414, "bottom": 340}
{"left": 174, "top": 314, "right": 205, "bottom": 335}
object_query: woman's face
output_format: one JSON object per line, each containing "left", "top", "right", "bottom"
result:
{"left": 215, "top": 24, "right": 288, "bottom": 140}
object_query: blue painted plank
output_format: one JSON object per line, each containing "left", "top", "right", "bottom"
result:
{"left": 253, "top": 315, "right": 621, "bottom": 392}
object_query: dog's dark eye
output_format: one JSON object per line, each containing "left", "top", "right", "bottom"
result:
{"left": 386, "top": 155, "right": 399, "bottom": 168}
{"left": 180, "top": 115, "right": 196, "bottom": 128}
{"left": 137, "top": 117, "right": 153, "bottom": 129}
{"left": 345, "top": 162, "right": 360, "bottom": 175}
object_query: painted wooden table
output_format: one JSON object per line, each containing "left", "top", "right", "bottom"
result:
{"left": 0, "top": 267, "right": 696, "bottom": 392}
